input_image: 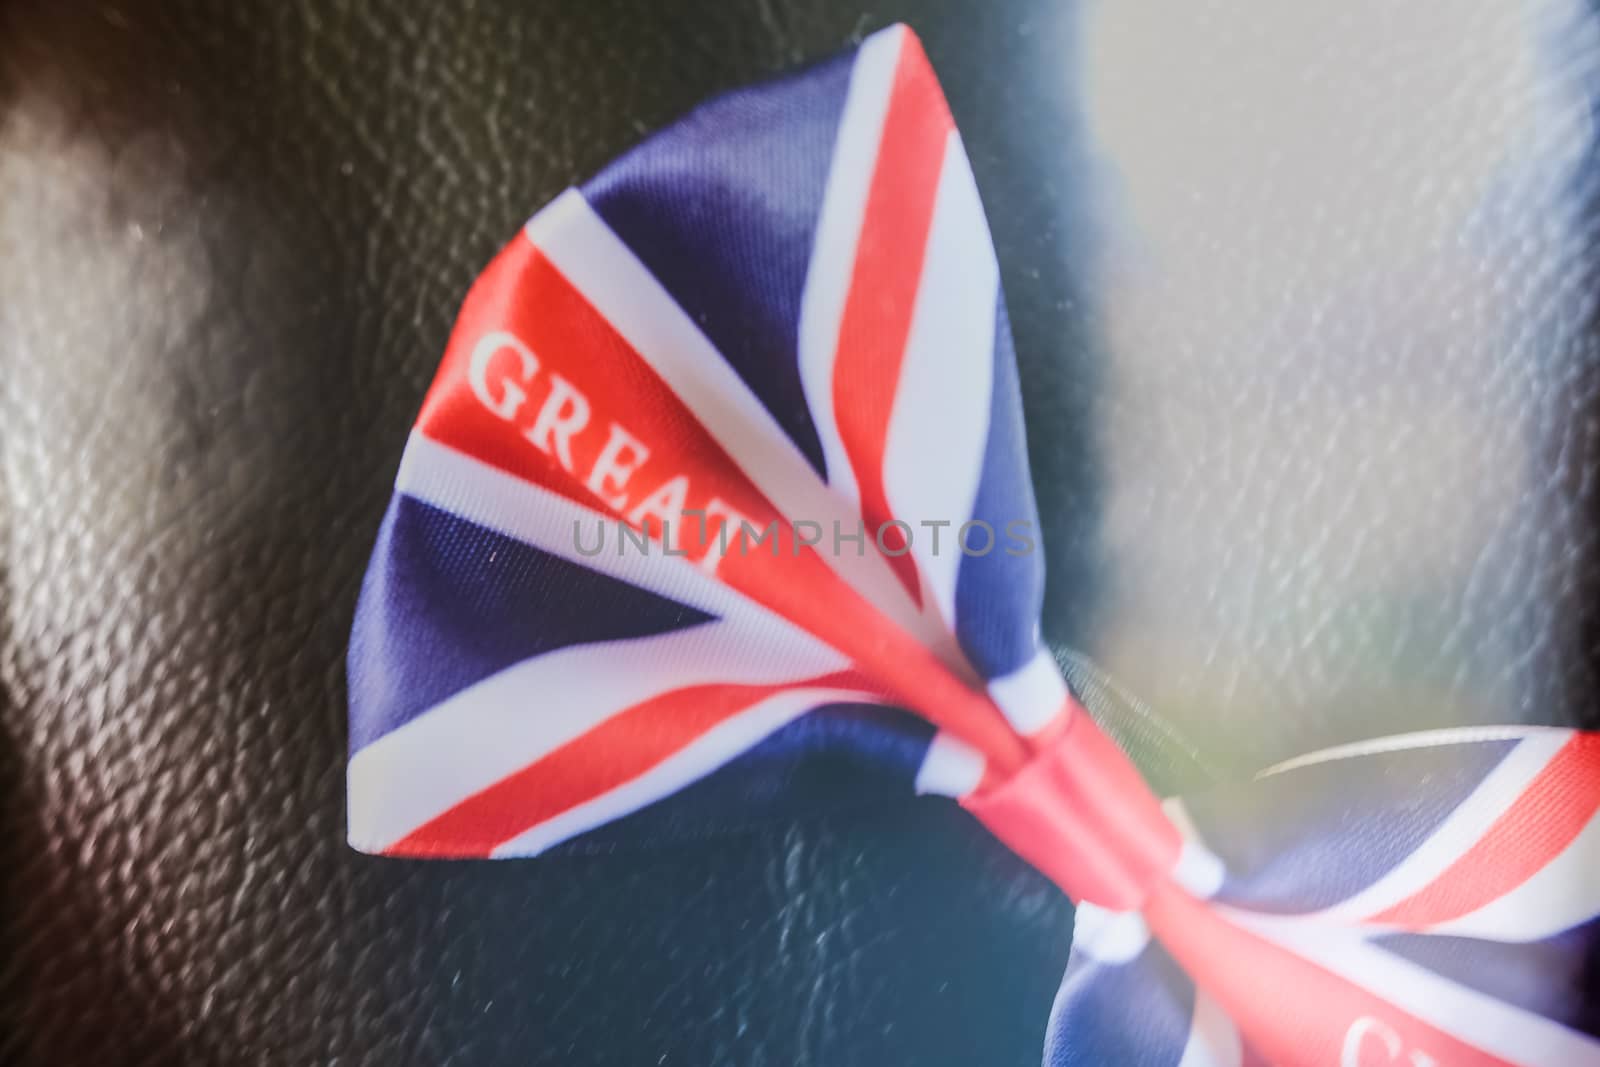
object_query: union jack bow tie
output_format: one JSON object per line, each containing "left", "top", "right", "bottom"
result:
{"left": 348, "top": 24, "right": 1600, "bottom": 1065}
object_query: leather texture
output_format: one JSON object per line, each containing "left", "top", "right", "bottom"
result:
{"left": 1, "top": 1, "right": 1596, "bottom": 1064}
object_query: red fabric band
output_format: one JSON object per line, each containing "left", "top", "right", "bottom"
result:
{"left": 961, "top": 710, "right": 1184, "bottom": 910}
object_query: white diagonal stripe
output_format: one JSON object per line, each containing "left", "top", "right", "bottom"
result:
{"left": 1255, "top": 725, "right": 1571, "bottom": 778}
{"left": 913, "top": 731, "right": 986, "bottom": 798}
{"left": 1175, "top": 991, "right": 1243, "bottom": 1067}
{"left": 1163, "top": 799, "right": 1227, "bottom": 900}
{"left": 1071, "top": 902, "right": 1150, "bottom": 964}
{"left": 986, "top": 647, "right": 1068, "bottom": 735}
{"left": 523, "top": 185, "right": 941, "bottom": 651}
{"left": 400, "top": 430, "right": 770, "bottom": 626}
{"left": 797, "top": 23, "right": 905, "bottom": 517}
{"left": 880, "top": 129, "right": 997, "bottom": 632}
{"left": 490, "top": 685, "right": 871, "bottom": 857}
{"left": 1301, "top": 730, "right": 1571, "bottom": 923}
{"left": 347, "top": 619, "right": 847, "bottom": 852}
{"left": 1433, "top": 803, "right": 1600, "bottom": 942}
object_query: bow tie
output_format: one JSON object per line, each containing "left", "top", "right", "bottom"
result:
{"left": 346, "top": 24, "right": 1600, "bottom": 1065}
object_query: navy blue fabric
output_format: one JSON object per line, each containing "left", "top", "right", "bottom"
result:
{"left": 347, "top": 496, "right": 713, "bottom": 753}
{"left": 1189, "top": 738, "right": 1517, "bottom": 912}
{"left": 553, "top": 703, "right": 937, "bottom": 851}
{"left": 583, "top": 52, "right": 852, "bottom": 476}
{"left": 953, "top": 294, "right": 1045, "bottom": 679}
{"left": 1374, "top": 921, "right": 1600, "bottom": 1040}
{"left": 1045, "top": 942, "right": 1194, "bottom": 1067}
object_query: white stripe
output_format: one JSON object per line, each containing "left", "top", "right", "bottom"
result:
{"left": 797, "top": 23, "right": 904, "bottom": 518}
{"left": 1162, "top": 797, "right": 1207, "bottom": 843}
{"left": 880, "top": 130, "right": 997, "bottom": 631}
{"left": 1241, "top": 916, "right": 1600, "bottom": 1065}
{"left": 1256, "top": 725, "right": 1572, "bottom": 779}
{"left": 986, "top": 647, "right": 1068, "bottom": 735}
{"left": 523, "top": 186, "right": 942, "bottom": 651}
{"left": 1071, "top": 902, "right": 1150, "bottom": 964}
{"left": 1162, "top": 798, "right": 1229, "bottom": 899}
{"left": 490, "top": 686, "right": 868, "bottom": 857}
{"left": 1174, "top": 842, "right": 1226, "bottom": 900}
{"left": 347, "top": 620, "right": 847, "bottom": 851}
{"left": 1302, "top": 731, "right": 1571, "bottom": 922}
{"left": 1175, "top": 992, "right": 1243, "bottom": 1067}
{"left": 400, "top": 431, "right": 768, "bottom": 625}
{"left": 913, "top": 731, "right": 986, "bottom": 797}
{"left": 1433, "top": 804, "right": 1600, "bottom": 942}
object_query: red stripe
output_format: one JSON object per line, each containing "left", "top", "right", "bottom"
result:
{"left": 385, "top": 671, "right": 865, "bottom": 857}
{"left": 414, "top": 231, "right": 1028, "bottom": 772}
{"left": 963, "top": 711, "right": 1182, "bottom": 910}
{"left": 1370, "top": 732, "right": 1600, "bottom": 928}
{"left": 417, "top": 237, "right": 774, "bottom": 539}
{"left": 829, "top": 33, "right": 953, "bottom": 608}
{"left": 1147, "top": 884, "right": 1523, "bottom": 1067}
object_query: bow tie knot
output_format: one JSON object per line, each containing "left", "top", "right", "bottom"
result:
{"left": 964, "top": 708, "right": 1186, "bottom": 910}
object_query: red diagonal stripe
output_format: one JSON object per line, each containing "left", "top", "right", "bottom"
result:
{"left": 415, "top": 208, "right": 1028, "bottom": 772}
{"left": 385, "top": 671, "right": 865, "bottom": 857}
{"left": 1370, "top": 732, "right": 1600, "bottom": 928}
{"left": 1148, "top": 885, "right": 1526, "bottom": 1067}
{"left": 830, "top": 33, "right": 954, "bottom": 609}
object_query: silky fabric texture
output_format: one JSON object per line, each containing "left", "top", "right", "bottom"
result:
{"left": 345, "top": 25, "right": 1058, "bottom": 861}
{"left": 346, "top": 24, "right": 1600, "bottom": 1066}
{"left": 4, "top": 2, "right": 1600, "bottom": 1066}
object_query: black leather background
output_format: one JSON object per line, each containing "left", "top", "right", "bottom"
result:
{"left": 1, "top": 2, "right": 1596, "bottom": 1065}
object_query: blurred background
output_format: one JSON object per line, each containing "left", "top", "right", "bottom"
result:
{"left": 2, "top": 1, "right": 1597, "bottom": 1063}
